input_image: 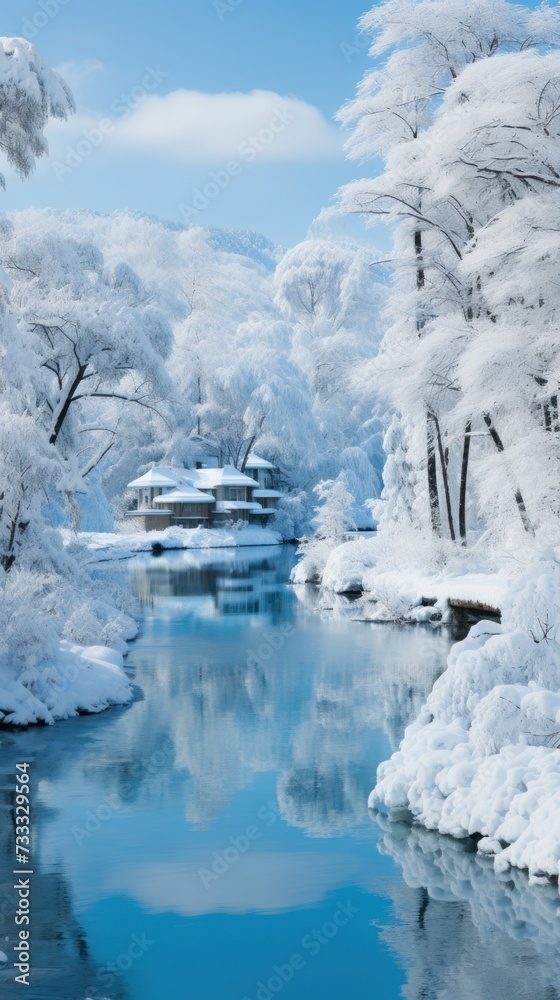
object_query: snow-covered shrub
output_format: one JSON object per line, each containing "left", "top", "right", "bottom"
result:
{"left": 0, "top": 568, "right": 63, "bottom": 669}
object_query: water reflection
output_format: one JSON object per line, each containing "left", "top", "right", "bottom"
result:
{"left": 0, "top": 545, "right": 557, "bottom": 999}
{"left": 375, "top": 814, "right": 560, "bottom": 999}
{"left": 129, "top": 546, "right": 294, "bottom": 621}
{"left": 0, "top": 728, "right": 128, "bottom": 1000}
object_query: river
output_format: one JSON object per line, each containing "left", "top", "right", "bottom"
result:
{"left": 0, "top": 544, "right": 558, "bottom": 999}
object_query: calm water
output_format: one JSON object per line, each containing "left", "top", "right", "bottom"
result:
{"left": 0, "top": 545, "right": 559, "bottom": 1000}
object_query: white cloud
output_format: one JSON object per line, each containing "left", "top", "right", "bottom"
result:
{"left": 106, "top": 851, "right": 363, "bottom": 916}
{"left": 114, "top": 88, "right": 342, "bottom": 162}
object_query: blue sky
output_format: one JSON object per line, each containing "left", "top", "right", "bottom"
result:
{"left": 2, "top": 0, "right": 376, "bottom": 246}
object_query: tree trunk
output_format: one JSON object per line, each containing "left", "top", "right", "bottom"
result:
{"left": 50, "top": 364, "right": 87, "bottom": 445}
{"left": 416, "top": 228, "right": 444, "bottom": 537}
{"left": 551, "top": 394, "right": 559, "bottom": 432}
{"left": 240, "top": 436, "right": 256, "bottom": 473}
{"left": 432, "top": 411, "right": 456, "bottom": 541}
{"left": 458, "top": 422, "right": 471, "bottom": 546}
{"left": 1, "top": 500, "right": 29, "bottom": 572}
{"left": 483, "top": 413, "right": 534, "bottom": 535}
{"left": 426, "top": 412, "right": 442, "bottom": 536}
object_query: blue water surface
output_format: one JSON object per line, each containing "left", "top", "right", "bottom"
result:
{"left": 0, "top": 544, "right": 559, "bottom": 1000}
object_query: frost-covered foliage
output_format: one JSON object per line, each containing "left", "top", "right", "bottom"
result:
{"left": 0, "top": 49, "right": 136, "bottom": 724}
{"left": 1, "top": 211, "right": 385, "bottom": 540}
{"left": 292, "top": 474, "right": 356, "bottom": 583}
{"left": 0, "top": 37, "right": 74, "bottom": 188}
{"left": 274, "top": 239, "right": 384, "bottom": 519}
{"left": 334, "top": 0, "right": 560, "bottom": 555}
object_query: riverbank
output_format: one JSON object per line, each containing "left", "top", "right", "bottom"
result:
{"left": 0, "top": 528, "right": 284, "bottom": 727}
{"left": 294, "top": 534, "right": 510, "bottom": 621}
{"left": 0, "top": 630, "right": 135, "bottom": 726}
{"left": 294, "top": 533, "right": 560, "bottom": 891}
{"left": 65, "top": 524, "right": 283, "bottom": 563}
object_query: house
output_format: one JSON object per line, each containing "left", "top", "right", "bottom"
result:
{"left": 244, "top": 453, "right": 285, "bottom": 512}
{"left": 125, "top": 455, "right": 283, "bottom": 532}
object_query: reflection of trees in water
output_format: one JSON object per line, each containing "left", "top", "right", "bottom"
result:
{"left": 77, "top": 615, "right": 447, "bottom": 834}
{"left": 278, "top": 634, "right": 446, "bottom": 837}
{"left": 375, "top": 814, "right": 560, "bottom": 1000}
{"left": 6, "top": 549, "right": 555, "bottom": 998}
{"left": 0, "top": 735, "right": 127, "bottom": 1000}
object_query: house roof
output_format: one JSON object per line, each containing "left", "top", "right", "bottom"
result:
{"left": 127, "top": 468, "right": 179, "bottom": 489}
{"left": 244, "top": 453, "right": 276, "bottom": 470}
{"left": 193, "top": 465, "right": 259, "bottom": 488}
{"left": 152, "top": 487, "right": 215, "bottom": 505}
{"left": 253, "top": 489, "right": 284, "bottom": 499}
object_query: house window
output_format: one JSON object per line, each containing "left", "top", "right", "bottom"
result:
{"left": 228, "top": 487, "right": 246, "bottom": 501}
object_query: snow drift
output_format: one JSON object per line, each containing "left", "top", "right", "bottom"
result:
{"left": 371, "top": 553, "right": 560, "bottom": 888}
{"left": 0, "top": 635, "right": 134, "bottom": 726}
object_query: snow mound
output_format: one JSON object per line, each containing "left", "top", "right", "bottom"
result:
{"left": 66, "top": 525, "right": 283, "bottom": 562}
{"left": 372, "top": 554, "right": 560, "bottom": 887}
{"left": 0, "top": 639, "right": 133, "bottom": 726}
{"left": 320, "top": 534, "right": 508, "bottom": 616}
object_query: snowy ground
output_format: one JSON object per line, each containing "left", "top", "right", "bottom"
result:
{"left": 298, "top": 534, "right": 510, "bottom": 620}
{"left": 298, "top": 534, "right": 560, "bottom": 890}
{"left": 65, "top": 524, "right": 283, "bottom": 562}
{"left": 0, "top": 627, "right": 135, "bottom": 726}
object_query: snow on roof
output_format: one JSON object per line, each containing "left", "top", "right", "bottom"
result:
{"left": 152, "top": 487, "right": 215, "bottom": 505}
{"left": 193, "top": 465, "right": 259, "bottom": 488}
{"left": 127, "top": 468, "right": 179, "bottom": 489}
{"left": 215, "top": 501, "right": 263, "bottom": 512}
{"left": 253, "top": 489, "right": 284, "bottom": 498}
{"left": 244, "top": 453, "right": 276, "bottom": 469}
{"left": 125, "top": 508, "right": 173, "bottom": 516}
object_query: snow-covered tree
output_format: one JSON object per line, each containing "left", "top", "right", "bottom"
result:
{"left": 335, "top": 0, "right": 560, "bottom": 552}
{"left": 293, "top": 474, "right": 356, "bottom": 583}
{"left": 0, "top": 37, "right": 74, "bottom": 188}
{"left": 2, "top": 216, "right": 173, "bottom": 487}
{"left": 275, "top": 238, "right": 385, "bottom": 513}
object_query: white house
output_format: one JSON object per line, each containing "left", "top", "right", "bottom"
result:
{"left": 126, "top": 455, "right": 283, "bottom": 532}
